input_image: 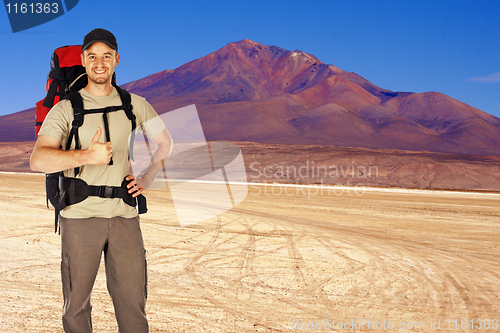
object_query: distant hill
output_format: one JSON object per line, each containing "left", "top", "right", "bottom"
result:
{"left": 0, "top": 107, "right": 35, "bottom": 142}
{"left": 2, "top": 39, "right": 499, "bottom": 156}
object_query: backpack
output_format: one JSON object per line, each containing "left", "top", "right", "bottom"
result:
{"left": 35, "top": 45, "right": 85, "bottom": 137}
{"left": 35, "top": 45, "right": 146, "bottom": 233}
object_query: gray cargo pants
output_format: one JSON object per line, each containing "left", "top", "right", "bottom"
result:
{"left": 60, "top": 216, "right": 148, "bottom": 333}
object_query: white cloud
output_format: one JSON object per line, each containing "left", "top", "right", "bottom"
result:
{"left": 467, "top": 72, "right": 500, "bottom": 83}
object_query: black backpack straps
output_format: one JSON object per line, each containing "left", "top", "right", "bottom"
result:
{"left": 65, "top": 91, "right": 84, "bottom": 150}
{"left": 65, "top": 91, "right": 85, "bottom": 176}
{"left": 101, "top": 109, "right": 113, "bottom": 165}
{"left": 43, "top": 80, "right": 59, "bottom": 108}
{"left": 45, "top": 171, "right": 63, "bottom": 233}
{"left": 98, "top": 86, "right": 134, "bottom": 164}
{"left": 115, "top": 86, "right": 136, "bottom": 161}
{"left": 58, "top": 175, "right": 148, "bottom": 214}
{"left": 136, "top": 194, "right": 147, "bottom": 214}
{"left": 64, "top": 87, "right": 136, "bottom": 175}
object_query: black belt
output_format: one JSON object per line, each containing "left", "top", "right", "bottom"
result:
{"left": 58, "top": 176, "right": 147, "bottom": 214}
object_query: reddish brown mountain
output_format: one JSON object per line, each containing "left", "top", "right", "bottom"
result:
{"left": 0, "top": 107, "right": 35, "bottom": 142}
{"left": 1, "top": 39, "right": 499, "bottom": 156}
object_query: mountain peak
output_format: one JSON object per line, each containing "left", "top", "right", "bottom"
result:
{"left": 221, "top": 39, "right": 321, "bottom": 65}
{"left": 121, "top": 39, "right": 398, "bottom": 108}
{"left": 230, "top": 39, "right": 264, "bottom": 48}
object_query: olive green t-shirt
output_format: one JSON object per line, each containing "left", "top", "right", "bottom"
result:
{"left": 38, "top": 87, "right": 166, "bottom": 219}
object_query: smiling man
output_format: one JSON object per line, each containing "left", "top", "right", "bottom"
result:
{"left": 30, "top": 28, "right": 172, "bottom": 333}
{"left": 82, "top": 31, "right": 118, "bottom": 88}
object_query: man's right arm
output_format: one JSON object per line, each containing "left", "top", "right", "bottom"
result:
{"left": 30, "top": 128, "right": 112, "bottom": 174}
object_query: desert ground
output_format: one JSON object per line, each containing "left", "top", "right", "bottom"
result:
{"left": 0, "top": 172, "right": 498, "bottom": 332}
{"left": 2, "top": 141, "right": 500, "bottom": 191}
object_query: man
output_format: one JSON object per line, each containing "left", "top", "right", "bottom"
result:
{"left": 30, "top": 28, "right": 172, "bottom": 333}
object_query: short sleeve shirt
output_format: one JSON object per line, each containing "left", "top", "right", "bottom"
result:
{"left": 38, "top": 87, "right": 166, "bottom": 219}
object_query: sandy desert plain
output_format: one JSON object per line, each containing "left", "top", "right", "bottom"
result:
{"left": 0, "top": 141, "right": 499, "bottom": 332}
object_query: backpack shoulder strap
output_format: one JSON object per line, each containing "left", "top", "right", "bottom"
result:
{"left": 114, "top": 85, "right": 137, "bottom": 161}
{"left": 65, "top": 91, "right": 85, "bottom": 176}
{"left": 65, "top": 91, "right": 84, "bottom": 150}
{"left": 115, "top": 85, "right": 135, "bottom": 123}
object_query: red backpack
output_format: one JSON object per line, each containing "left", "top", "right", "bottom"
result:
{"left": 35, "top": 45, "right": 87, "bottom": 137}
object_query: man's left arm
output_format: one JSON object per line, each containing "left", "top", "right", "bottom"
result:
{"left": 126, "top": 128, "right": 172, "bottom": 197}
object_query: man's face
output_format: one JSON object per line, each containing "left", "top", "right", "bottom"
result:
{"left": 81, "top": 42, "right": 120, "bottom": 86}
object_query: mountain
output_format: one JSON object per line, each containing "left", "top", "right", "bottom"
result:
{"left": 0, "top": 107, "right": 35, "bottom": 142}
{"left": 2, "top": 39, "right": 500, "bottom": 156}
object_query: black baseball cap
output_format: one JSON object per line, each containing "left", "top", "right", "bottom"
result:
{"left": 82, "top": 28, "right": 118, "bottom": 52}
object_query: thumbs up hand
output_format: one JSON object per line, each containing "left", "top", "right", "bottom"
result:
{"left": 87, "top": 127, "right": 113, "bottom": 165}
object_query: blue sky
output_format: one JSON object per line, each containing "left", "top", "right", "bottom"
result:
{"left": 0, "top": 0, "right": 499, "bottom": 118}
